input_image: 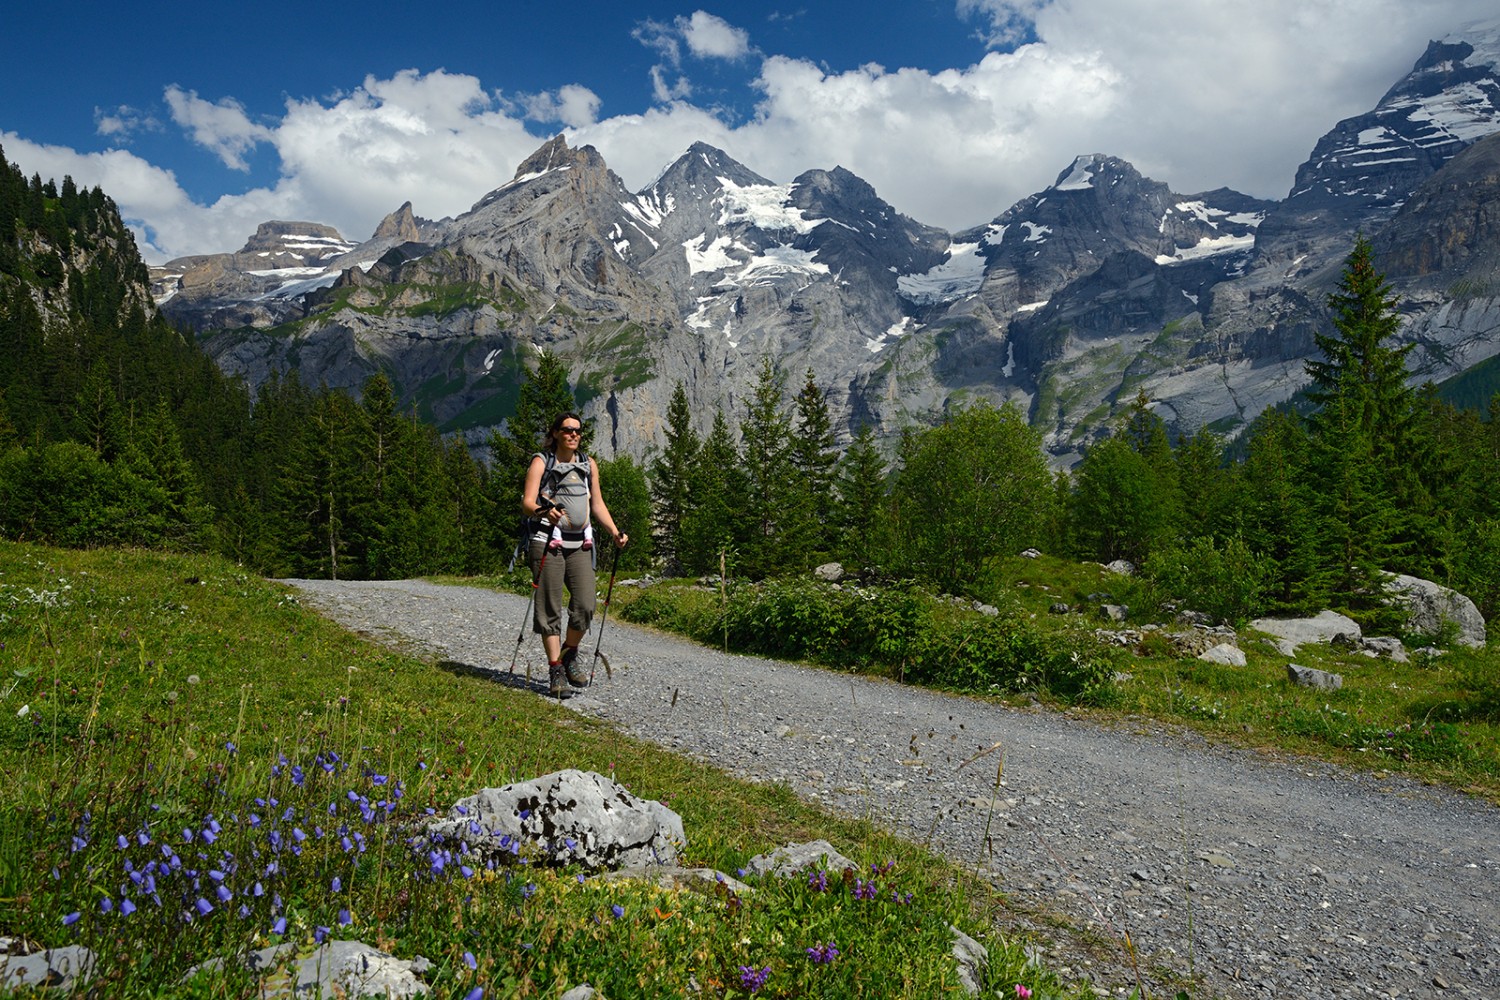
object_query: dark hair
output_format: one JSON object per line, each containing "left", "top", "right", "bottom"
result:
{"left": 545, "top": 412, "right": 585, "bottom": 450}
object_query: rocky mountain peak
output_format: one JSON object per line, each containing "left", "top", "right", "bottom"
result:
{"left": 1256, "top": 18, "right": 1500, "bottom": 270}
{"left": 511, "top": 133, "right": 606, "bottom": 179}
{"left": 372, "top": 202, "right": 420, "bottom": 242}
{"left": 241, "top": 220, "right": 348, "bottom": 254}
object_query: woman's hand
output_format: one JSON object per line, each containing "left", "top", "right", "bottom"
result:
{"left": 613, "top": 531, "right": 629, "bottom": 549}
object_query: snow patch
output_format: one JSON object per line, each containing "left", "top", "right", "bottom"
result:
{"left": 736, "top": 245, "right": 829, "bottom": 284}
{"left": 896, "top": 242, "right": 986, "bottom": 305}
{"left": 258, "top": 272, "right": 341, "bottom": 300}
{"left": 1156, "top": 234, "right": 1255, "bottom": 264}
{"left": 1015, "top": 300, "right": 1049, "bottom": 314}
{"left": 982, "top": 223, "right": 1007, "bottom": 248}
{"left": 865, "top": 316, "right": 920, "bottom": 354}
{"left": 1021, "top": 222, "right": 1051, "bottom": 243}
{"left": 624, "top": 191, "right": 672, "bottom": 228}
{"left": 246, "top": 266, "right": 327, "bottom": 278}
{"left": 1174, "top": 201, "right": 1229, "bottom": 227}
{"left": 715, "top": 177, "right": 826, "bottom": 234}
{"left": 683, "top": 234, "right": 739, "bottom": 274}
{"left": 1055, "top": 157, "right": 1097, "bottom": 191}
{"left": 502, "top": 165, "right": 573, "bottom": 190}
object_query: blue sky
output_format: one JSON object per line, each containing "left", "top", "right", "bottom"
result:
{"left": 2, "top": 1, "right": 1494, "bottom": 261}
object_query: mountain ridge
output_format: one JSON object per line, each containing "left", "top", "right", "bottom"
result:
{"left": 148, "top": 20, "right": 1500, "bottom": 464}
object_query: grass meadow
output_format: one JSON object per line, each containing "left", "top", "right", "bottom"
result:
{"left": 0, "top": 542, "right": 1083, "bottom": 999}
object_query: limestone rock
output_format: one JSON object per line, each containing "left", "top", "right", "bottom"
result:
{"left": 1382, "top": 574, "right": 1487, "bottom": 648}
{"left": 1199, "top": 643, "right": 1247, "bottom": 666}
{"left": 1249, "top": 610, "right": 1360, "bottom": 655}
{"left": 814, "top": 562, "right": 844, "bottom": 582}
{"left": 429, "top": 769, "right": 685, "bottom": 870}
{"left": 1287, "top": 664, "right": 1343, "bottom": 691}
{"left": 0, "top": 945, "right": 95, "bottom": 992}
{"left": 597, "top": 865, "right": 752, "bottom": 897}
{"left": 744, "top": 840, "right": 857, "bottom": 877}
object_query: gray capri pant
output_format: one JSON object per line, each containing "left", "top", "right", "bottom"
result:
{"left": 529, "top": 540, "right": 596, "bottom": 636}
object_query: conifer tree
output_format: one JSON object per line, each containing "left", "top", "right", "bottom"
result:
{"left": 678, "top": 408, "right": 747, "bottom": 576}
{"left": 1302, "top": 236, "right": 1424, "bottom": 604}
{"left": 441, "top": 434, "right": 497, "bottom": 575}
{"left": 648, "top": 381, "right": 699, "bottom": 574}
{"left": 833, "top": 425, "right": 891, "bottom": 571}
{"left": 598, "top": 454, "right": 653, "bottom": 570}
{"left": 275, "top": 387, "right": 365, "bottom": 579}
{"left": 788, "top": 368, "right": 838, "bottom": 561}
{"left": 739, "top": 357, "right": 796, "bottom": 577}
{"left": 123, "top": 397, "right": 215, "bottom": 549}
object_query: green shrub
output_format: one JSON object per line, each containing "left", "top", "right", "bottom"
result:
{"left": 621, "top": 578, "right": 1122, "bottom": 705}
{"left": 1143, "top": 534, "right": 1275, "bottom": 625}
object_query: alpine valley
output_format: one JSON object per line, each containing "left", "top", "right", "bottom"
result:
{"left": 151, "top": 19, "right": 1500, "bottom": 464}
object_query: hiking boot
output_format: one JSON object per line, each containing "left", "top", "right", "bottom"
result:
{"left": 548, "top": 661, "right": 569, "bottom": 698}
{"left": 561, "top": 645, "right": 588, "bottom": 687}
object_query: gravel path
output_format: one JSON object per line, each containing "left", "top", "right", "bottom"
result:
{"left": 284, "top": 577, "right": 1499, "bottom": 1000}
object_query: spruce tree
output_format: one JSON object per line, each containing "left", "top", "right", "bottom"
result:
{"left": 833, "top": 425, "right": 891, "bottom": 571}
{"left": 1302, "top": 236, "right": 1424, "bottom": 605}
{"left": 678, "top": 408, "right": 747, "bottom": 576}
{"left": 788, "top": 368, "right": 838, "bottom": 562}
{"left": 739, "top": 357, "right": 796, "bottom": 577}
{"left": 648, "top": 381, "right": 699, "bottom": 574}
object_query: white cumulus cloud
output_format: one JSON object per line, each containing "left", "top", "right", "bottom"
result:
{"left": 680, "top": 11, "right": 752, "bottom": 60}
{"left": 164, "top": 86, "right": 274, "bottom": 171}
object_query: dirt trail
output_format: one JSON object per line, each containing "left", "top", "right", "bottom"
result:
{"left": 286, "top": 578, "right": 1500, "bottom": 1000}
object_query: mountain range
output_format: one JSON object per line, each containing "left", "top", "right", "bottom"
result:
{"left": 149, "top": 18, "right": 1500, "bottom": 464}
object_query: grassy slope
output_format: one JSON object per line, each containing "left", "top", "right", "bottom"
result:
{"left": 0, "top": 542, "right": 1093, "bottom": 999}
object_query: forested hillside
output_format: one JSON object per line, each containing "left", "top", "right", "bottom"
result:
{"left": 2, "top": 149, "right": 1498, "bottom": 631}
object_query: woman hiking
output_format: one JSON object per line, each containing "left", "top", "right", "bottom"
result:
{"left": 521, "top": 412, "right": 629, "bottom": 696}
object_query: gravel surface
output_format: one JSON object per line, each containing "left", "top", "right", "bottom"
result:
{"left": 284, "top": 577, "right": 1499, "bottom": 1000}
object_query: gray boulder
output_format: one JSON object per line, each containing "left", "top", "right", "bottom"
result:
{"left": 951, "top": 925, "right": 990, "bottom": 997}
{"left": 744, "top": 840, "right": 857, "bottom": 877}
{"left": 597, "top": 865, "right": 752, "bottom": 896}
{"left": 1, "top": 945, "right": 95, "bottom": 992}
{"left": 430, "top": 769, "right": 685, "bottom": 870}
{"left": 1382, "top": 574, "right": 1486, "bottom": 648}
{"left": 1249, "top": 610, "right": 1360, "bottom": 655}
{"left": 1198, "top": 643, "right": 1247, "bottom": 666}
{"left": 1359, "top": 636, "right": 1409, "bottom": 662}
{"left": 814, "top": 562, "right": 845, "bottom": 582}
{"left": 191, "top": 941, "right": 431, "bottom": 998}
{"left": 1105, "top": 559, "right": 1137, "bottom": 576}
{"left": 1287, "top": 664, "right": 1343, "bottom": 691}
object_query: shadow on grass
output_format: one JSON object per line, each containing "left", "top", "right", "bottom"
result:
{"left": 435, "top": 658, "right": 547, "bottom": 694}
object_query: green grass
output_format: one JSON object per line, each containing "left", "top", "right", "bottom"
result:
{"left": 985, "top": 553, "right": 1500, "bottom": 801}
{"left": 0, "top": 542, "right": 1090, "bottom": 999}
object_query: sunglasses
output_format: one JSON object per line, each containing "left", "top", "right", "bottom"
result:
{"left": 558, "top": 425, "right": 582, "bottom": 434}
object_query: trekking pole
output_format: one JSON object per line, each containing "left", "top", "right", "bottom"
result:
{"left": 509, "top": 499, "right": 556, "bottom": 684}
{"left": 587, "top": 540, "right": 622, "bottom": 686}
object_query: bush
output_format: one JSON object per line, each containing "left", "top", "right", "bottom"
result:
{"left": 621, "top": 578, "right": 1123, "bottom": 705}
{"left": 1142, "top": 534, "right": 1275, "bottom": 625}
